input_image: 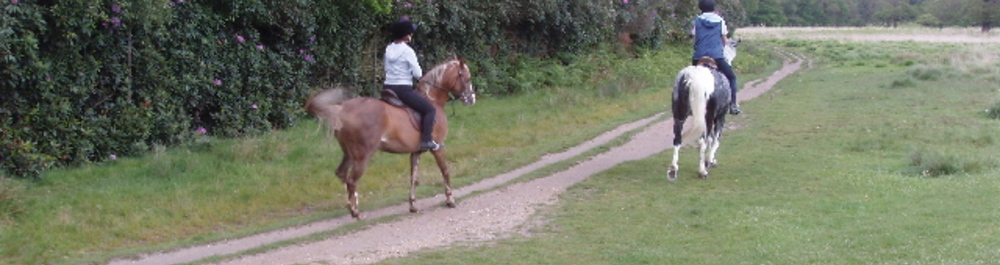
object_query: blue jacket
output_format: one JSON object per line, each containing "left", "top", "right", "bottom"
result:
{"left": 691, "top": 13, "right": 728, "bottom": 60}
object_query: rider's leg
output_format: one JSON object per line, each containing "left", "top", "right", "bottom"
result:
{"left": 714, "top": 58, "right": 741, "bottom": 115}
{"left": 386, "top": 85, "right": 441, "bottom": 150}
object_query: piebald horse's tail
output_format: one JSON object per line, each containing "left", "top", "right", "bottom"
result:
{"left": 679, "top": 66, "right": 714, "bottom": 146}
{"left": 305, "top": 88, "right": 350, "bottom": 132}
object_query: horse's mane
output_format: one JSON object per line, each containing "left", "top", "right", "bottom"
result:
{"left": 422, "top": 58, "right": 462, "bottom": 82}
{"left": 417, "top": 57, "right": 464, "bottom": 96}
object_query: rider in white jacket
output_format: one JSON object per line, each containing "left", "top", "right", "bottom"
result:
{"left": 384, "top": 18, "right": 442, "bottom": 151}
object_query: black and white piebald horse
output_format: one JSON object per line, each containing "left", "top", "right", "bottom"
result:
{"left": 667, "top": 39, "right": 739, "bottom": 180}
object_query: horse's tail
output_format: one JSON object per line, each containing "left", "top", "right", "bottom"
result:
{"left": 305, "top": 88, "right": 350, "bottom": 132}
{"left": 680, "top": 66, "right": 714, "bottom": 146}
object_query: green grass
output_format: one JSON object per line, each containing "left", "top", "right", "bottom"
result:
{"left": 375, "top": 40, "right": 1000, "bottom": 264}
{"left": 0, "top": 44, "right": 781, "bottom": 265}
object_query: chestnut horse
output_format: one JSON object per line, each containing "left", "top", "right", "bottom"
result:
{"left": 305, "top": 57, "right": 476, "bottom": 218}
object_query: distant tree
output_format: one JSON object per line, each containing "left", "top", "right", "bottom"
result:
{"left": 924, "top": 0, "right": 967, "bottom": 26}
{"left": 979, "top": 0, "right": 999, "bottom": 32}
{"left": 915, "top": 13, "right": 944, "bottom": 28}
{"left": 874, "top": 0, "right": 918, "bottom": 27}
{"left": 743, "top": 0, "right": 787, "bottom": 26}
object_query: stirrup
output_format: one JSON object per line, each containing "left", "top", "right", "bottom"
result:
{"left": 729, "top": 104, "right": 742, "bottom": 115}
{"left": 419, "top": 141, "right": 443, "bottom": 151}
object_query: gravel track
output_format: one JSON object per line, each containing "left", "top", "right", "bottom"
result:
{"left": 111, "top": 31, "right": 827, "bottom": 265}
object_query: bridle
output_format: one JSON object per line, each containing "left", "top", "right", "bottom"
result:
{"left": 421, "top": 61, "right": 474, "bottom": 104}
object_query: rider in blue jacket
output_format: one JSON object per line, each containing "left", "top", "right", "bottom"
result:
{"left": 691, "top": 0, "right": 741, "bottom": 115}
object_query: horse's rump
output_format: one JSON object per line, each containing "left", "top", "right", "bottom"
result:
{"left": 673, "top": 66, "right": 714, "bottom": 146}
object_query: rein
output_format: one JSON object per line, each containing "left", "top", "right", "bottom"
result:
{"left": 419, "top": 61, "right": 469, "bottom": 103}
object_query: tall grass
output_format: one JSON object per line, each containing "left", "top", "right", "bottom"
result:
{"left": 377, "top": 39, "right": 1000, "bottom": 264}
{"left": 0, "top": 44, "right": 779, "bottom": 264}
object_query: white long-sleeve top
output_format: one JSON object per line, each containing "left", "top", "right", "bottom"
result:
{"left": 384, "top": 42, "right": 422, "bottom": 85}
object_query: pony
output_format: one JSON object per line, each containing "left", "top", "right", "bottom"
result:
{"left": 305, "top": 57, "right": 476, "bottom": 218}
{"left": 667, "top": 39, "right": 738, "bottom": 180}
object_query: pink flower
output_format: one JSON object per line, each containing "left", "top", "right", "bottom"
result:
{"left": 196, "top": 127, "right": 207, "bottom": 134}
{"left": 304, "top": 54, "right": 314, "bottom": 62}
{"left": 251, "top": 104, "right": 258, "bottom": 109}
{"left": 622, "top": 0, "right": 629, "bottom": 3}
{"left": 405, "top": 2, "right": 412, "bottom": 7}
{"left": 236, "top": 35, "right": 245, "bottom": 43}
{"left": 109, "top": 155, "right": 117, "bottom": 160}
{"left": 256, "top": 45, "right": 264, "bottom": 50}
{"left": 10, "top": 0, "right": 18, "bottom": 4}
{"left": 213, "top": 79, "right": 222, "bottom": 85}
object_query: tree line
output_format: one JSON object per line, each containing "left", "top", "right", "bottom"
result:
{"left": 737, "top": 0, "right": 1000, "bottom": 31}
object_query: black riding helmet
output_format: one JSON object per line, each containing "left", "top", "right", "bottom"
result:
{"left": 389, "top": 18, "right": 418, "bottom": 40}
{"left": 699, "top": 0, "right": 715, "bottom": 12}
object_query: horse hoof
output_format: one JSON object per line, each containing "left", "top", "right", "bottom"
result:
{"left": 409, "top": 207, "right": 419, "bottom": 213}
{"left": 667, "top": 170, "right": 677, "bottom": 181}
{"left": 698, "top": 172, "right": 709, "bottom": 179}
{"left": 351, "top": 212, "right": 362, "bottom": 219}
{"left": 446, "top": 201, "right": 457, "bottom": 208}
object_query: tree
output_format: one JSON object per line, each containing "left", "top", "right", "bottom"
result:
{"left": 874, "top": 0, "right": 918, "bottom": 27}
{"left": 980, "top": 0, "right": 998, "bottom": 32}
{"left": 915, "top": 13, "right": 944, "bottom": 28}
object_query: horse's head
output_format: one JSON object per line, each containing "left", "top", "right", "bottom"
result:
{"left": 723, "top": 39, "right": 740, "bottom": 65}
{"left": 420, "top": 57, "right": 476, "bottom": 106}
{"left": 452, "top": 58, "right": 476, "bottom": 106}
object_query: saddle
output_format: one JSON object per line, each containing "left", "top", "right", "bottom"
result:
{"left": 380, "top": 89, "right": 422, "bottom": 130}
{"left": 695, "top": 57, "right": 718, "bottom": 70}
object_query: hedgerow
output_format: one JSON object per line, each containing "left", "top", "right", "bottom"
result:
{"left": 1, "top": 0, "right": 714, "bottom": 178}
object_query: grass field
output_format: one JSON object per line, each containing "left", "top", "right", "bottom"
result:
{"left": 0, "top": 43, "right": 775, "bottom": 265}
{"left": 374, "top": 40, "right": 1000, "bottom": 263}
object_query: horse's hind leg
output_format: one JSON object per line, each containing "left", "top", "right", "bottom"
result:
{"left": 334, "top": 154, "right": 361, "bottom": 218}
{"left": 667, "top": 119, "right": 685, "bottom": 181}
{"left": 430, "top": 150, "right": 456, "bottom": 208}
{"left": 706, "top": 132, "right": 721, "bottom": 168}
{"left": 706, "top": 115, "right": 726, "bottom": 169}
{"left": 697, "top": 139, "right": 710, "bottom": 179}
{"left": 408, "top": 153, "right": 421, "bottom": 213}
{"left": 345, "top": 158, "right": 369, "bottom": 219}
{"left": 668, "top": 146, "right": 681, "bottom": 181}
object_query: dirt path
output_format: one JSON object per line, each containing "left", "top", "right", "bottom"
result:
{"left": 109, "top": 45, "right": 810, "bottom": 265}
{"left": 738, "top": 26, "right": 1000, "bottom": 43}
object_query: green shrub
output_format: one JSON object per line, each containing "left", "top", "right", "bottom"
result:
{"left": 1, "top": 0, "right": 701, "bottom": 178}
{"left": 909, "top": 148, "right": 996, "bottom": 177}
{"left": 889, "top": 78, "right": 917, "bottom": 88}
{"left": 909, "top": 65, "right": 946, "bottom": 81}
{"left": 987, "top": 101, "right": 1000, "bottom": 120}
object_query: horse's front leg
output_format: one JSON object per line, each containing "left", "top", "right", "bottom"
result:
{"left": 409, "top": 153, "right": 421, "bottom": 213}
{"left": 430, "top": 149, "right": 456, "bottom": 208}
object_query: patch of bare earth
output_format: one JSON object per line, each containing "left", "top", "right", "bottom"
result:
{"left": 110, "top": 48, "right": 811, "bottom": 265}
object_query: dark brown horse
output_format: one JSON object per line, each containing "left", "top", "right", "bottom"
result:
{"left": 305, "top": 57, "right": 476, "bottom": 218}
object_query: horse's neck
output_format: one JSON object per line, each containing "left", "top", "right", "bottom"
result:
{"left": 417, "top": 61, "right": 457, "bottom": 105}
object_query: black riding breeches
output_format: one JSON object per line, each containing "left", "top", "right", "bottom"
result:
{"left": 385, "top": 84, "right": 436, "bottom": 142}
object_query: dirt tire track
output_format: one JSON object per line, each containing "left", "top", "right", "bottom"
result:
{"left": 109, "top": 48, "right": 810, "bottom": 265}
